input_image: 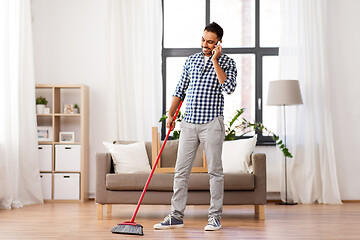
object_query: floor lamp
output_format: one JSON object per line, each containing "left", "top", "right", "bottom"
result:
{"left": 267, "top": 80, "right": 303, "bottom": 205}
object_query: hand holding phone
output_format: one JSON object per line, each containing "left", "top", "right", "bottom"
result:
{"left": 212, "top": 42, "right": 222, "bottom": 58}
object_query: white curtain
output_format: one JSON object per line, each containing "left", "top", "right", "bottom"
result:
{"left": 0, "top": 0, "right": 43, "bottom": 209}
{"left": 278, "top": 0, "right": 342, "bottom": 204}
{"left": 107, "top": 0, "right": 163, "bottom": 141}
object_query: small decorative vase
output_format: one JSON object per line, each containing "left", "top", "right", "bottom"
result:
{"left": 36, "top": 104, "right": 45, "bottom": 114}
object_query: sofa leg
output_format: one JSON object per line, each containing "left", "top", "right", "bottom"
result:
{"left": 106, "top": 204, "right": 112, "bottom": 214}
{"left": 254, "top": 205, "right": 265, "bottom": 221}
{"left": 97, "top": 204, "right": 104, "bottom": 220}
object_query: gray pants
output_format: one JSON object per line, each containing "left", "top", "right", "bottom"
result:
{"left": 171, "top": 116, "right": 225, "bottom": 220}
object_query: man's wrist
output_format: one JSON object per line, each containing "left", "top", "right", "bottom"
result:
{"left": 212, "top": 58, "right": 218, "bottom": 63}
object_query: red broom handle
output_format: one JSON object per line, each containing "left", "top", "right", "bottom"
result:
{"left": 130, "top": 100, "right": 183, "bottom": 223}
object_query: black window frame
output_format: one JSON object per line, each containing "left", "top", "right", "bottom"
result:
{"left": 161, "top": 0, "right": 278, "bottom": 145}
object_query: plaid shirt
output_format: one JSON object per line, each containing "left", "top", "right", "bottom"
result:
{"left": 173, "top": 52, "right": 237, "bottom": 124}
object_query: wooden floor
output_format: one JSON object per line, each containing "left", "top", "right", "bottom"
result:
{"left": 0, "top": 200, "right": 359, "bottom": 240}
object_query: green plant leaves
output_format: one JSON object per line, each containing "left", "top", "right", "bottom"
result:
{"left": 173, "top": 130, "right": 180, "bottom": 139}
{"left": 159, "top": 114, "right": 167, "bottom": 122}
{"left": 224, "top": 109, "right": 293, "bottom": 158}
{"left": 36, "top": 96, "right": 48, "bottom": 105}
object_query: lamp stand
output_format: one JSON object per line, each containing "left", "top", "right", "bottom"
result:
{"left": 276, "top": 104, "right": 297, "bottom": 205}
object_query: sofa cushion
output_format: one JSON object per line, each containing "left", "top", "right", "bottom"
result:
{"left": 113, "top": 141, "right": 153, "bottom": 166}
{"left": 106, "top": 173, "right": 254, "bottom": 191}
{"left": 222, "top": 135, "right": 257, "bottom": 174}
{"left": 103, "top": 141, "right": 151, "bottom": 174}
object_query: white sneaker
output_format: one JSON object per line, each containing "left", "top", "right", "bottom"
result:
{"left": 204, "top": 217, "right": 221, "bottom": 231}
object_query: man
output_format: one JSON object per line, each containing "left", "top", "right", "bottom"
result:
{"left": 154, "top": 22, "right": 237, "bottom": 231}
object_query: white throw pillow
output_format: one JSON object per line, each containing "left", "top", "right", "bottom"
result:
{"left": 103, "top": 141, "right": 151, "bottom": 174}
{"left": 222, "top": 135, "right": 257, "bottom": 174}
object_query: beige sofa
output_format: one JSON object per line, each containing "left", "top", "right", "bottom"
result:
{"left": 96, "top": 138, "right": 267, "bottom": 220}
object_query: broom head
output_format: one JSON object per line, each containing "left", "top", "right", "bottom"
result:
{"left": 111, "top": 221, "right": 144, "bottom": 235}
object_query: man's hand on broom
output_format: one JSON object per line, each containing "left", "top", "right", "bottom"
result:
{"left": 166, "top": 115, "right": 176, "bottom": 131}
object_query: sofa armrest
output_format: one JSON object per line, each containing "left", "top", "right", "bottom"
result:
{"left": 95, "top": 153, "right": 112, "bottom": 204}
{"left": 252, "top": 153, "right": 267, "bottom": 204}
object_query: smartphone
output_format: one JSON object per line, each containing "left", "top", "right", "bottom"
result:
{"left": 212, "top": 42, "right": 221, "bottom": 55}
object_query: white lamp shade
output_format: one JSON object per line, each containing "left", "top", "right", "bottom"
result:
{"left": 267, "top": 80, "right": 303, "bottom": 106}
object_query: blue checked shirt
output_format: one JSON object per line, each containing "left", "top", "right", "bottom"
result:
{"left": 173, "top": 52, "right": 237, "bottom": 124}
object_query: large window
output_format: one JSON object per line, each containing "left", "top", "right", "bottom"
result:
{"left": 162, "top": 0, "right": 280, "bottom": 144}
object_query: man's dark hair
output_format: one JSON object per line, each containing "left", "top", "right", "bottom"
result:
{"left": 204, "top": 22, "right": 223, "bottom": 40}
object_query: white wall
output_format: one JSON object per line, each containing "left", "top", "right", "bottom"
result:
{"left": 31, "top": 0, "right": 360, "bottom": 200}
{"left": 327, "top": 0, "right": 360, "bottom": 200}
{"left": 31, "top": 0, "right": 114, "bottom": 197}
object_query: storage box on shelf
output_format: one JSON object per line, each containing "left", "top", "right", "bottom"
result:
{"left": 38, "top": 145, "right": 52, "bottom": 172}
{"left": 55, "top": 145, "right": 81, "bottom": 172}
{"left": 40, "top": 173, "right": 52, "bottom": 200}
{"left": 36, "top": 84, "right": 89, "bottom": 202}
{"left": 54, "top": 173, "right": 80, "bottom": 200}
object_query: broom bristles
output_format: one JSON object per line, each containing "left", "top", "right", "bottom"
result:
{"left": 111, "top": 223, "right": 144, "bottom": 235}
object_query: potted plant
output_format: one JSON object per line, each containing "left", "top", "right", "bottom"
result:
{"left": 36, "top": 96, "right": 48, "bottom": 114}
{"left": 73, "top": 104, "right": 79, "bottom": 114}
{"left": 225, "top": 108, "right": 292, "bottom": 158}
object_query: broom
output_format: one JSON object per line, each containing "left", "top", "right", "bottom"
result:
{"left": 111, "top": 100, "right": 183, "bottom": 235}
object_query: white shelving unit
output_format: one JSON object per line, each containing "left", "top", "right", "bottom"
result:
{"left": 36, "top": 84, "right": 89, "bottom": 202}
